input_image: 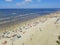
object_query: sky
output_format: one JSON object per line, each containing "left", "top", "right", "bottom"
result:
{"left": 0, "top": 0, "right": 60, "bottom": 9}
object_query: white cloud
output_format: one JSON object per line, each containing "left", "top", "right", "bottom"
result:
{"left": 24, "top": 0, "right": 32, "bottom": 2}
{"left": 16, "top": 0, "right": 32, "bottom": 6}
{"left": 16, "top": 0, "right": 41, "bottom": 7}
{"left": 24, "top": 0, "right": 41, "bottom": 2}
{"left": 5, "top": 0, "right": 13, "bottom": 2}
{"left": 16, "top": 2, "right": 24, "bottom": 6}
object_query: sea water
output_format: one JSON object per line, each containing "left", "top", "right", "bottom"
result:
{"left": 0, "top": 8, "right": 60, "bottom": 25}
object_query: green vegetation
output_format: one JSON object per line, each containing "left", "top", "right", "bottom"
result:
{"left": 56, "top": 35, "right": 60, "bottom": 45}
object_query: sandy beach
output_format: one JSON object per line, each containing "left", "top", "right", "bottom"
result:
{"left": 0, "top": 12, "right": 60, "bottom": 45}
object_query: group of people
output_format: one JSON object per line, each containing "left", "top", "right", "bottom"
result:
{"left": 0, "top": 18, "right": 47, "bottom": 40}
{"left": 0, "top": 19, "right": 40, "bottom": 45}
{"left": 1, "top": 17, "right": 59, "bottom": 45}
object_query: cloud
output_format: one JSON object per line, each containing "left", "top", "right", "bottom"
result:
{"left": 5, "top": 0, "right": 13, "bottom": 2}
{"left": 24, "top": 0, "right": 41, "bottom": 2}
{"left": 16, "top": 2, "right": 24, "bottom": 6}
{"left": 16, "top": 0, "right": 41, "bottom": 7}
{"left": 16, "top": 0, "right": 32, "bottom": 6}
{"left": 24, "top": 0, "right": 32, "bottom": 2}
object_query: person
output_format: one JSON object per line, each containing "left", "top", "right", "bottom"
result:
{"left": 2, "top": 40, "right": 7, "bottom": 45}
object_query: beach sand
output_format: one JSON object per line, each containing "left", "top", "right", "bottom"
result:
{"left": 0, "top": 12, "right": 60, "bottom": 45}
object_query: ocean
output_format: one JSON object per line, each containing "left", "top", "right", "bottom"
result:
{"left": 0, "top": 8, "right": 60, "bottom": 25}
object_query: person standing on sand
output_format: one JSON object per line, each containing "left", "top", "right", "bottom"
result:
{"left": 2, "top": 41, "right": 7, "bottom": 45}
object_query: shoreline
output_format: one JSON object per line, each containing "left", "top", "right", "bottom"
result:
{"left": 0, "top": 11, "right": 60, "bottom": 32}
